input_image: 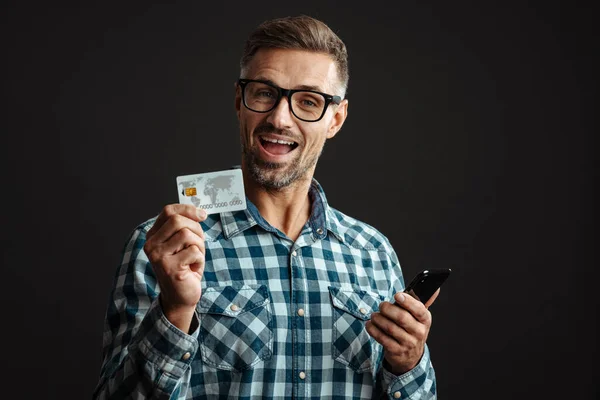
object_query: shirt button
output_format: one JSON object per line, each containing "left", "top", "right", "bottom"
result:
{"left": 292, "top": 250, "right": 297, "bottom": 257}
{"left": 299, "top": 371, "right": 306, "bottom": 379}
{"left": 297, "top": 308, "right": 305, "bottom": 317}
{"left": 316, "top": 227, "right": 324, "bottom": 235}
{"left": 230, "top": 304, "right": 239, "bottom": 312}
{"left": 359, "top": 308, "right": 367, "bottom": 315}
{"left": 182, "top": 352, "right": 191, "bottom": 361}
{"left": 393, "top": 391, "right": 401, "bottom": 398}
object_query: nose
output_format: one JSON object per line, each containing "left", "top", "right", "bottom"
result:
{"left": 266, "top": 95, "right": 294, "bottom": 129}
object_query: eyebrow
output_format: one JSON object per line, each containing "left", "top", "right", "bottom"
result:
{"left": 254, "top": 77, "right": 325, "bottom": 93}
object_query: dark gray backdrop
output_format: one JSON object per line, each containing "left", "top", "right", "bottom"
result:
{"left": 1, "top": 1, "right": 596, "bottom": 398}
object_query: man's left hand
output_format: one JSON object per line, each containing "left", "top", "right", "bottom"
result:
{"left": 366, "top": 289, "right": 439, "bottom": 375}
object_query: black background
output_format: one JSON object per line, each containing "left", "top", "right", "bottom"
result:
{"left": 1, "top": 1, "right": 597, "bottom": 398}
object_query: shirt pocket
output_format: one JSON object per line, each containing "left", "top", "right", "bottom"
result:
{"left": 196, "top": 284, "right": 273, "bottom": 371}
{"left": 329, "top": 286, "right": 385, "bottom": 373}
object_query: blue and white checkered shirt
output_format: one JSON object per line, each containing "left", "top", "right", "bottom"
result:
{"left": 94, "top": 179, "right": 436, "bottom": 399}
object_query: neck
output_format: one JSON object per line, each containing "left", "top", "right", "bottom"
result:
{"left": 243, "top": 169, "right": 313, "bottom": 242}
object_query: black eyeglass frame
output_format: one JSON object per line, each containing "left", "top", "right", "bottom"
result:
{"left": 237, "top": 78, "right": 343, "bottom": 122}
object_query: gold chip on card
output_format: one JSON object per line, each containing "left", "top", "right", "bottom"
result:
{"left": 184, "top": 187, "right": 197, "bottom": 196}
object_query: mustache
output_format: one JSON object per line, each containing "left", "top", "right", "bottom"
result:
{"left": 254, "top": 123, "right": 298, "bottom": 141}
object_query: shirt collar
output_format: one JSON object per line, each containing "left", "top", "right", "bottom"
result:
{"left": 218, "top": 178, "right": 344, "bottom": 242}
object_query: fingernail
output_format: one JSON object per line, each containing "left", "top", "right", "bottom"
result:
{"left": 396, "top": 293, "right": 405, "bottom": 303}
{"left": 196, "top": 208, "right": 207, "bottom": 219}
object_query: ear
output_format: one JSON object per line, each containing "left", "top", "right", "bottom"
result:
{"left": 234, "top": 82, "right": 242, "bottom": 119}
{"left": 326, "top": 98, "right": 348, "bottom": 139}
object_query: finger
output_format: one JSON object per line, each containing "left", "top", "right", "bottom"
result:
{"left": 365, "top": 320, "right": 405, "bottom": 354}
{"left": 149, "top": 213, "right": 205, "bottom": 245}
{"left": 378, "top": 301, "right": 425, "bottom": 336}
{"left": 147, "top": 229, "right": 204, "bottom": 267}
{"left": 393, "top": 292, "right": 431, "bottom": 325}
{"left": 370, "top": 311, "right": 415, "bottom": 345}
{"left": 172, "top": 244, "right": 205, "bottom": 269}
{"left": 149, "top": 204, "right": 207, "bottom": 237}
{"left": 156, "top": 245, "right": 205, "bottom": 282}
{"left": 424, "top": 288, "right": 440, "bottom": 309}
{"left": 162, "top": 229, "right": 205, "bottom": 256}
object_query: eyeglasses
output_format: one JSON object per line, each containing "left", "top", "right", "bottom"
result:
{"left": 238, "top": 79, "right": 342, "bottom": 122}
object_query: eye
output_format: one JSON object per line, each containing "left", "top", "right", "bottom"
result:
{"left": 246, "top": 82, "right": 278, "bottom": 100}
{"left": 257, "top": 90, "right": 276, "bottom": 98}
{"left": 294, "top": 92, "right": 323, "bottom": 108}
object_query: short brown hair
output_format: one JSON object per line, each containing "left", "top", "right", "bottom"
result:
{"left": 240, "top": 15, "right": 349, "bottom": 96}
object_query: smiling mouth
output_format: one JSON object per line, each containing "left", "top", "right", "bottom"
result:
{"left": 259, "top": 136, "right": 299, "bottom": 155}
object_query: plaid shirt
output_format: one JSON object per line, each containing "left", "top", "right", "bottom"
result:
{"left": 94, "top": 180, "right": 436, "bottom": 399}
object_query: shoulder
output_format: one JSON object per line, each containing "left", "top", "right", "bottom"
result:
{"left": 327, "top": 206, "right": 396, "bottom": 255}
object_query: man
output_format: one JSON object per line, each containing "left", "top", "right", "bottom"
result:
{"left": 94, "top": 15, "right": 438, "bottom": 399}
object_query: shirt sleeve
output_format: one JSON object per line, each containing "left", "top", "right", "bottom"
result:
{"left": 375, "top": 247, "right": 438, "bottom": 399}
{"left": 93, "top": 223, "right": 200, "bottom": 399}
{"left": 377, "top": 345, "right": 437, "bottom": 399}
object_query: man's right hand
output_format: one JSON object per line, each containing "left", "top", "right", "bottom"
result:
{"left": 143, "top": 204, "right": 207, "bottom": 333}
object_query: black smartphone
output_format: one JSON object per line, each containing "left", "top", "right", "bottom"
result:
{"left": 403, "top": 268, "right": 452, "bottom": 304}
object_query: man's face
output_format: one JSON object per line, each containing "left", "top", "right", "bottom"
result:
{"left": 235, "top": 48, "right": 348, "bottom": 190}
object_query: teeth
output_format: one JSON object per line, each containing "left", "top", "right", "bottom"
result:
{"left": 262, "top": 137, "right": 295, "bottom": 146}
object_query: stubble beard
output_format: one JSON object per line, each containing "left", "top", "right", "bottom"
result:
{"left": 241, "top": 137, "right": 324, "bottom": 192}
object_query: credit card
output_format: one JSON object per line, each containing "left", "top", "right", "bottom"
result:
{"left": 176, "top": 168, "right": 247, "bottom": 214}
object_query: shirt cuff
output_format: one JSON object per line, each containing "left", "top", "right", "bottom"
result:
{"left": 381, "top": 345, "right": 434, "bottom": 399}
{"left": 130, "top": 298, "right": 200, "bottom": 379}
